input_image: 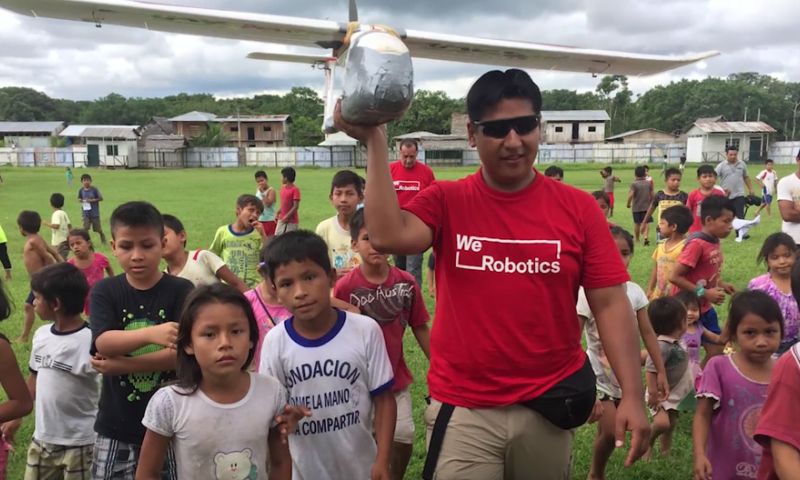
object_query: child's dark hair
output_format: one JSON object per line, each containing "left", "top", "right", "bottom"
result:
{"left": 0, "top": 279, "right": 10, "bottom": 321}
{"left": 648, "top": 297, "right": 687, "bottom": 336}
{"left": 330, "top": 170, "right": 364, "bottom": 197}
{"left": 700, "top": 195, "right": 735, "bottom": 222}
{"left": 661, "top": 205, "right": 693, "bottom": 234}
{"left": 603, "top": 166, "right": 613, "bottom": 174}
{"left": 609, "top": 225, "right": 634, "bottom": 254}
{"left": 80, "top": 173, "right": 92, "bottom": 182}
{"left": 765, "top": 158, "right": 774, "bottom": 164}
{"left": 162, "top": 214, "right": 187, "bottom": 247}
{"left": 50, "top": 193, "right": 65, "bottom": 208}
{"left": 265, "top": 230, "right": 331, "bottom": 282}
{"left": 467, "top": 69, "right": 542, "bottom": 121}
{"left": 696, "top": 164, "right": 717, "bottom": 178}
{"left": 757, "top": 232, "right": 796, "bottom": 266}
{"left": 17, "top": 210, "right": 42, "bottom": 234}
{"left": 727, "top": 290, "right": 784, "bottom": 339}
{"left": 281, "top": 167, "right": 296, "bottom": 183}
{"left": 664, "top": 167, "right": 681, "bottom": 180}
{"left": 30, "top": 263, "right": 89, "bottom": 316}
{"left": 349, "top": 208, "right": 366, "bottom": 243}
{"left": 543, "top": 166, "right": 563, "bottom": 178}
{"left": 175, "top": 283, "right": 259, "bottom": 393}
{"left": 254, "top": 170, "right": 267, "bottom": 180}
{"left": 674, "top": 291, "right": 700, "bottom": 312}
{"left": 256, "top": 240, "right": 273, "bottom": 278}
{"left": 67, "top": 229, "right": 93, "bottom": 250}
{"left": 591, "top": 190, "right": 610, "bottom": 205}
{"left": 634, "top": 166, "right": 646, "bottom": 178}
{"left": 726, "top": 145, "right": 739, "bottom": 152}
{"left": 109, "top": 201, "right": 164, "bottom": 238}
{"left": 236, "top": 194, "right": 264, "bottom": 214}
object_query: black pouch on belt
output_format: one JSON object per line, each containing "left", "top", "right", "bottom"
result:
{"left": 519, "top": 356, "right": 597, "bottom": 430}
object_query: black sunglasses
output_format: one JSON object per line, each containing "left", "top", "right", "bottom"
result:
{"left": 472, "top": 114, "right": 541, "bottom": 138}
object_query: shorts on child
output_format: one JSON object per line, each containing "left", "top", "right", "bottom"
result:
{"left": 25, "top": 291, "right": 35, "bottom": 306}
{"left": 632, "top": 211, "right": 652, "bottom": 224}
{"left": 82, "top": 217, "right": 104, "bottom": 235}
{"left": 91, "top": 435, "right": 176, "bottom": 480}
{"left": 394, "top": 388, "right": 415, "bottom": 445}
{"left": 259, "top": 221, "right": 277, "bottom": 236}
{"left": 762, "top": 194, "right": 773, "bottom": 205}
{"left": 607, "top": 192, "right": 615, "bottom": 209}
{"left": 700, "top": 308, "right": 722, "bottom": 338}
{"left": 25, "top": 439, "right": 93, "bottom": 480}
{"left": 274, "top": 221, "right": 298, "bottom": 236}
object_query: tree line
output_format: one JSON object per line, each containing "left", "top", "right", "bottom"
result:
{"left": 1, "top": 72, "right": 798, "bottom": 146}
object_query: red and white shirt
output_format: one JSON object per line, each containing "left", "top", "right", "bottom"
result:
{"left": 404, "top": 170, "right": 629, "bottom": 407}
{"left": 389, "top": 160, "right": 435, "bottom": 207}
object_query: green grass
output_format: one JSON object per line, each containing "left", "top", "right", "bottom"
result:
{"left": 0, "top": 162, "right": 793, "bottom": 479}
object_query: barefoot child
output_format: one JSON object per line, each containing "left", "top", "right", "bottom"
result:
{"left": 18, "top": 210, "right": 62, "bottom": 343}
{"left": 209, "top": 195, "right": 267, "bottom": 289}
{"left": 646, "top": 205, "right": 693, "bottom": 300}
{"left": 600, "top": 167, "right": 621, "bottom": 217}
{"left": 628, "top": 166, "right": 653, "bottom": 245}
{"left": 42, "top": 193, "right": 72, "bottom": 260}
{"left": 693, "top": 290, "right": 783, "bottom": 480}
{"left": 136, "top": 284, "right": 306, "bottom": 480}
{"left": 67, "top": 229, "right": 114, "bottom": 315}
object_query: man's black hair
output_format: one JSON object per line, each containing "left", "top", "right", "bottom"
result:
{"left": 30, "top": 263, "right": 89, "bottom": 316}
{"left": 696, "top": 164, "right": 717, "bottom": 178}
{"left": 660, "top": 205, "right": 693, "bottom": 234}
{"left": 281, "top": 167, "right": 297, "bottom": 183}
{"left": 330, "top": 170, "right": 363, "bottom": 197}
{"left": 50, "top": 193, "right": 65, "bottom": 208}
{"left": 467, "top": 69, "right": 542, "bottom": 122}
{"left": 699, "top": 195, "right": 735, "bottom": 222}
{"left": 349, "top": 208, "right": 365, "bottom": 243}
{"left": 543, "top": 166, "right": 564, "bottom": 178}
{"left": 17, "top": 210, "right": 41, "bottom": 234}
{"left": 265, "top": 230, "right": 332, "bottom": 282}
{"left": 109, "top": 201, "right": 164, "bottom": 238}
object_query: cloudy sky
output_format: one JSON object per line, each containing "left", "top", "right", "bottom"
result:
{"left": 0, "top": 0, "right": 797, "bottom": 102}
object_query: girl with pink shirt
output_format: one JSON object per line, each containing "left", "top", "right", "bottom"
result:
{"left": 246, "top": 246, "right": 292, "bottom": 371}
{"left": 66, "top": 229, "right": 114, "bottom": 314}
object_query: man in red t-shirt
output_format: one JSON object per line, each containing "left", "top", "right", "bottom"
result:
{"left": 335, "top": 69, "right": 649, "bottom": 479}
{"left": 389, "top": 140, "right": 435, "bottom": 286}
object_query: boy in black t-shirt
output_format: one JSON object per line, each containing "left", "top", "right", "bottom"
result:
{"left": 88, "top": 201, "right": 193, "bottom": 479}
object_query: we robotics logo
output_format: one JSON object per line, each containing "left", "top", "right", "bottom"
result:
{"left": 455, "top": 234, "right": 561, "bottom": 274}
{"left": 393, "top": 180, "right": 421, "bottom": 192}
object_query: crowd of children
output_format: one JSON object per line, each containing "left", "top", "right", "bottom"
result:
{"left": 0, "top": 158, "right": 798, "bottom": 480}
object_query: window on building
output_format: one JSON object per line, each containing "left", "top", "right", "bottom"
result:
{"left": 263, "top": 126, "right": 272, "bottom": 132}
{"left": 725, "top": 138, "right": 740, "bottom": 150}
{"left": 555, "top": 126, "right": 564, "bottom": 133}
{"left": 230, "top": 126, "right": 239, "bottom": 132}
{"left": 106, "top": 145, "right": 119, "bottom": 156}
{"left": 588, "top": 126, "right": 597, "bottom": 132}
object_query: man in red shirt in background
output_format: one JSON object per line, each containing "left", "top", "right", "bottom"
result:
{"left": 335, "top": 69, "right": 649, "bottom": 479}
{"left": 389, "top": 140, "right": 435, "bottom": 287}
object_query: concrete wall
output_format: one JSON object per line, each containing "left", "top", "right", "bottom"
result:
{"left": 611, "top": 131, "right": 677, "bottom": 144}
{"left": 543, "top": 122, "right": 606, "bottom": 143}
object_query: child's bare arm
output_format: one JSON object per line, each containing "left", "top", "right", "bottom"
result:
{"left": 32, "top": 237, "right": 62, "bottom": 263}
{"left": 772, "top": 439, "right": 800, "bottom": 480}
{"left": 0, "top": 373, "right": 36, "bottom": 442}
{"left": 645, "top": 371, "right": 659, "bottom": 409}
{"left": 371, "top": 390, "right": 396, "bottom": 480}
{"left": 646, "top": 261, "right": 658, "bottom": 296}
{"left": 626, "top": 188, "right": 634, "bottom": 208}
{"left": 693, "top": 398, "right": 715, "bottom": 480}
{"left": 331, "top": 296, "right": 359, "bottom": 314}
{"left": 411, "top": 324, "right": 431, "bottom": 360}
{"left": 92, "top": 349, "right": 177, "bottom": 375}
{"left": 135, "top": 430, "right": 171, "bottom": 480}
{"left": 267, "top": 427, "right": 292, "bottom": 480}
{"left": 215, "top": 266, "right": 248, "bottom": 293}
{"left": 94, "top": 322, "right": 178, "bottom": 357}
{"left": 0, "top": 340, "right": 32, "bottom": 424}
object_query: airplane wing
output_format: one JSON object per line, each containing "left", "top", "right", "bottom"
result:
{"left": 0, "top": 0, "right": 718, "bottom": 75}
{"left": 247, "top": 52, "right": 335, "bottom": 65}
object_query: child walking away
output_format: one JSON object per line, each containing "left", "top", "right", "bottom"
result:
{"left": 644, "top": 297, "right": 693, "bottom": 459}
{"left": 163, "top": 214, "right": 248, "bottom": 292}
{"left": 0, "top": 225, "right": 10, "bottom": 281}
{"left": 77, "top": 173, "right": 106, "bottom": 245}
{"left": 42, "top": 193, "right": 72, "bottom": 260}
{"left": 686, "top": 165, "right": 726, "bottom": 233}
{"left": 88, "top": 201, "right": 194, "bottom": 479}
{"left": 65, "top": 167, "right": 73, "bottom": 187}
{"left": 628, "top": 166, "right": 654, "bottom": 245}
{"left": 67, "top": 229, "right": 114, "bottom": 316}
{"left": 275, "top": 167, "right": 301, "bottom": 235}
{"left": 260, "top": 231, "right": 396, "bottom": 480}
{"left": 136, "top": 284, "right": 306, "bottom": 480}
{"left": 578, "top": 226, "right": 668, "bottom": 480}
{"left": 599, "top": 166, "right": 620, "bottom": 216}
{"left": 676, "top": 291, "right": 721, "bottom": 394}
{"left": 641, "top": 168, "right": 688, "bottom": 242}
{"left": 748, "top": 232, "right": 799, "bottom": 355}
{"left": 647, "top": 205, "right": 693, "bottom": 300}
{"left": 254, "top": 170, "right": 277, "bottom": 237}
{"left": 693, "top": 290, "right": 783, "bottom": 480}
{"left": 18, "top": 210, "right": 63, "bottom": 343}
{"left": 334, "top": 209, "right": 431, "bottom": 480}
{"left": 670, "top": 196, "right": 736, "bottom": 362}
{"left": 1, "top": 263, "right": 98, "bottom": 480}
{"left": 316, "top": 170, "right": 364, "bottom": 278}
{"left": 209, "top": 194, "right": 267, "bottom": 289}
{"left": 754, "top": 159, "right": 778, "bottom": 217}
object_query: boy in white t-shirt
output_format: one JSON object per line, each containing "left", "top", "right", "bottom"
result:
{"left": 315, "top": 170, "right": 364, "bottom": 278}
{"left": 754, "top": 158, "right": 778, "bottom": 217}
{"left": 260, "top": 230, "right": 396, "bottom": 480}
{"left": 162, "top": 214, "right": 248, "bottom": 293}
{"left": 43, "top": 193, "right": 72, "bottom": 260}
{"left": 1, "top": 263, "right": 99, "bottom": 479}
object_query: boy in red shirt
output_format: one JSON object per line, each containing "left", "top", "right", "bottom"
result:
{"left": 669, "top": 195, "right": 736, "bottom": 361}
{"left": 686, "top": 165, "right": 726, "bottom": 233}
{"left": 276, "top": 167, "right": 301, "bottom": 235}
{"left": 334, "top": 208, "right": 431, "bottom": 480}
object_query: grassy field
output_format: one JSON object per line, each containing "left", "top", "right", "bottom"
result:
{"left": 0, "top": 161, "right": 794, "bottom": 479}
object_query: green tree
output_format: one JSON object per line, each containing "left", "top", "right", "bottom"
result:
{"left": 288, "top": 116, "right": 324, "bottom": 146}
{"left": 188, "top": 123, "right": 228, "bottom": 147}
{"left": 387, "top": 90, "right": 464, "bottom": 140}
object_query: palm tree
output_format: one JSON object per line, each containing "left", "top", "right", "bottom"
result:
{"left": 189, "top": 123, "right": 228, "bottom": 147}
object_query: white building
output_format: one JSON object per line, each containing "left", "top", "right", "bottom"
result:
{"left": 60, "top": 125, "right": 140, "bottom": 167}
{"left": 541, "top": 110, "right": 610, "bottom": 144}
{"left": 0, "top": 121, "right": 65, "bottom": 148}
{"left": 685, "top": 118, "right": 777, "bottom": 164}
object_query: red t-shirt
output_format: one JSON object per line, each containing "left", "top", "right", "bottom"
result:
{"left": 333, "top": 267, "right": 429, "bottom": 392}
{"left": 687, "top": 187, "right": 726, "bottom": 233}
{"left": 278, "top": 184, "right": 301, "bottom": 224}
{"left": 389, "top": 160, "right": 435, "bottom": 207}
{"left": 671, "top": 234, "right": 722, "bottom": 313}
{"left": 404, "top": 170, "right": 630, "bottom": 407}
{"left": 756, "top": 344, "right": 800, "bottom": 480}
